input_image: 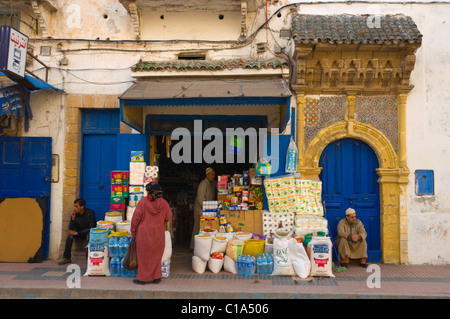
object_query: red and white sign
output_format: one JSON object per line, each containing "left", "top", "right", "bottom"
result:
{"left": 0, "top": 26, "right": 28, "bottom": 78}
{"left": 7, "top": 27, "right": 28, "bottom": 77}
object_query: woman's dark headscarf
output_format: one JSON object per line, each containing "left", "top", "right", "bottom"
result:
{"left": 146, "top": 181, "right": 164, "bottom": 201}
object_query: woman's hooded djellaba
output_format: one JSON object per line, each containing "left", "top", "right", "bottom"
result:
{"left": 131, "top": 182, "right": 172, "bottom": 284}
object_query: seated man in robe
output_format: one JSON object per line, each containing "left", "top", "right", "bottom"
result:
{"left": 334, "top": 208, "right": 369, "bottom": 268}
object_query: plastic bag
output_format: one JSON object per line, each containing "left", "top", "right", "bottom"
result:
{"left": 272, "top": 231, "right": 295, "bottom": 276}
{"left": 243, "top": 239, "right": 265, "bottom": 258}
{"left": 285, "top": 137, "right": 298, "bottom": 173}
{"left": 89, "top": 227, "right": 109, "bottom": 246}
{"left": 161, "top": 231, "right": 172, "bottom": 263}
{"left": 225, "top": 239, "right": 245, "bottom": 262}
{"left": 288, "top": 238, "right": 311, "bottom": 279}
{"left": 123, "top": 236, "right": 137, "bottom": 270}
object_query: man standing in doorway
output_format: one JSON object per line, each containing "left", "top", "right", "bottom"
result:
{"left": 334, "top": 208, "right": 369, "bottom": 268}
{"left": 190, "top": 167, "right": 217, "bottom": 250}
{"left": 58, "top": 198, "right": 96, "bottom": 265}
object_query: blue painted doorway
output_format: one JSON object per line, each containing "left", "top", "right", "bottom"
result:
{"left": 81, "top": 134, "right": 117, "bottom": 221}
{"left": 0, "top": 136, "right": 52, "bottom": 260}
{"left": 81, "top": 109, "right": 148, "bottom": 221}
{"left": 319, "top": 138, "right": 381, "bottom": 262}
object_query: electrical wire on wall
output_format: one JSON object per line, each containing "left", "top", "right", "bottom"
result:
{"left": 23, "top": 0, "right": 450, "bottom": 87}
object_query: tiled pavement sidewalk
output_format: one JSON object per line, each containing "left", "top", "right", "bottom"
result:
{"left": 0, "top": 247, "right": 449, "bottom": 299}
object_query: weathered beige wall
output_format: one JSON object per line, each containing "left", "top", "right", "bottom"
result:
{"left": 13, "top": 0, "right": 449, "bottom": 264}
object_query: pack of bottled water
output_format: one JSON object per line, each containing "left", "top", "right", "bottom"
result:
{"left": 256, "top": 253, "right": 273, "bottom": 275}
{"left": 237, "top": 254, "right": 258, "bottom": 276}
{"left": 109, "top": 236, "right": 136, "bottom": 278}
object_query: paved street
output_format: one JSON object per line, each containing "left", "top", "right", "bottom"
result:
{"left": 1, "top": 247, "right": 449, "bottom": 300}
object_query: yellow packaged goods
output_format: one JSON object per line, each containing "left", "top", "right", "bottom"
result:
{"left": 108, "top": 230, "right": 130, "bottom": 238}
{"left": 243, "top": 239, "right": 265, "bottom": 258}
{"left": 225, "top": 222, "right": 234, "bottom": 233}
{"left": 225, "top": 239, "right": 245, "bottom": 262}
{"left": 219, "top": 215, "right": 228, "bottom": 225}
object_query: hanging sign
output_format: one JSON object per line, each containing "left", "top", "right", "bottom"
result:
{"left": 0, "top": 85, "right": 24, "bottom": 116}
{"left": 0, "top": 26, "right": 29, "bottom": 78}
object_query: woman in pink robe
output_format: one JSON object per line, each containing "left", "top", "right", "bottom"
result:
{"left": 131, "top": 182, "right": 172, "bottom": 284}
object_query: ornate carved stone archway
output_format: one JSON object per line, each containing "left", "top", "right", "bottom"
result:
{"left": 297, "top": 111, "right": 408, "bottom": 264}
{"left": 291, "top": 14, "right": 421, "bottom": 263}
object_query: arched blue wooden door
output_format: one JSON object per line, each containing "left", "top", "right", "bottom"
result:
{"left": 319, "top": 138, "right": 381, "bottom": 262}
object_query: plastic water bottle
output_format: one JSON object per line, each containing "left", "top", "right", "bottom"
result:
{"left": 117, "top": 237, "right": 123, "bottom": 258}
{"left": 114, "top": 237, "right": 120, "bottom": 257}
{"left": 237, "top": 254, "right": 243, "bottom": 276}
{"left": 267, "top": 253, "right": 274, "bottom": 274}
{"left": 117, "top": 257, "right": 123, "bottom": 277}
{"left": 240, "top": 254, "right": 246, "bottom": 276}
{"left": 256, "top": 254, "right": 262, "bottom": 275}
{"left": 108, "top": 236, "right": 116, "bottom": 257}
{"left": 245, "top": 255, "right": 251, "bottom": 277}
{"left": 119, "top": 237, "right": 128, "bottom": 257}
{"left": 239, "top": 255, "right": 245, "bottom": 276}
{"left": 120, "top": 257, "right": 128, "bottom": 277}
{"left": 110, "top": 257, "right": 119, "bottom": 277}
{"left": 123, "top": 237, "right": 129, "bottom": 257}
{"left": 250, "top": 256, "right": 255, "bottom": 276}
{"left": 261, "top": 253, "right": 268, "bottom": 275}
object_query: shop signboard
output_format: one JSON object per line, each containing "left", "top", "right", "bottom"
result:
{"left": 0, "top": 85, "right": 24, "bottom": 116}
{"left": 0, "top": 26, "right": 29, "bottom": 78}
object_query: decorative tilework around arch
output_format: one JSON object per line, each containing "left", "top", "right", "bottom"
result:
{"left": 355, "top": 96, "right": 398, "bottom": 152}
{"left": 304, "top": 96, "right": 346, "bottom": 147}
{"left": 304, "top": 95, "right": 398, "bottom": 152}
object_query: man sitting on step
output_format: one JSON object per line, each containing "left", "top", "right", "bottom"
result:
{"left": 58, "top": 198, "right": 96, "bottom": 265}
{"left": 334, "top": 208, "right": 369, "bottom": 268}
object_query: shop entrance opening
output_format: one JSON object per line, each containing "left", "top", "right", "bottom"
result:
{"left": 319, "top": 138, "right": 381, "bottom": 262}
{"left": 147, "top": 115, "right": 268, "bottom": 250}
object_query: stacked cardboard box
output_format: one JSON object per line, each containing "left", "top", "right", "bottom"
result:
{"left": 110, "top": 171, "right": 129, "bottom": 214}
{"left": 200, "top": 210, "right": 263, "bottom": 234}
